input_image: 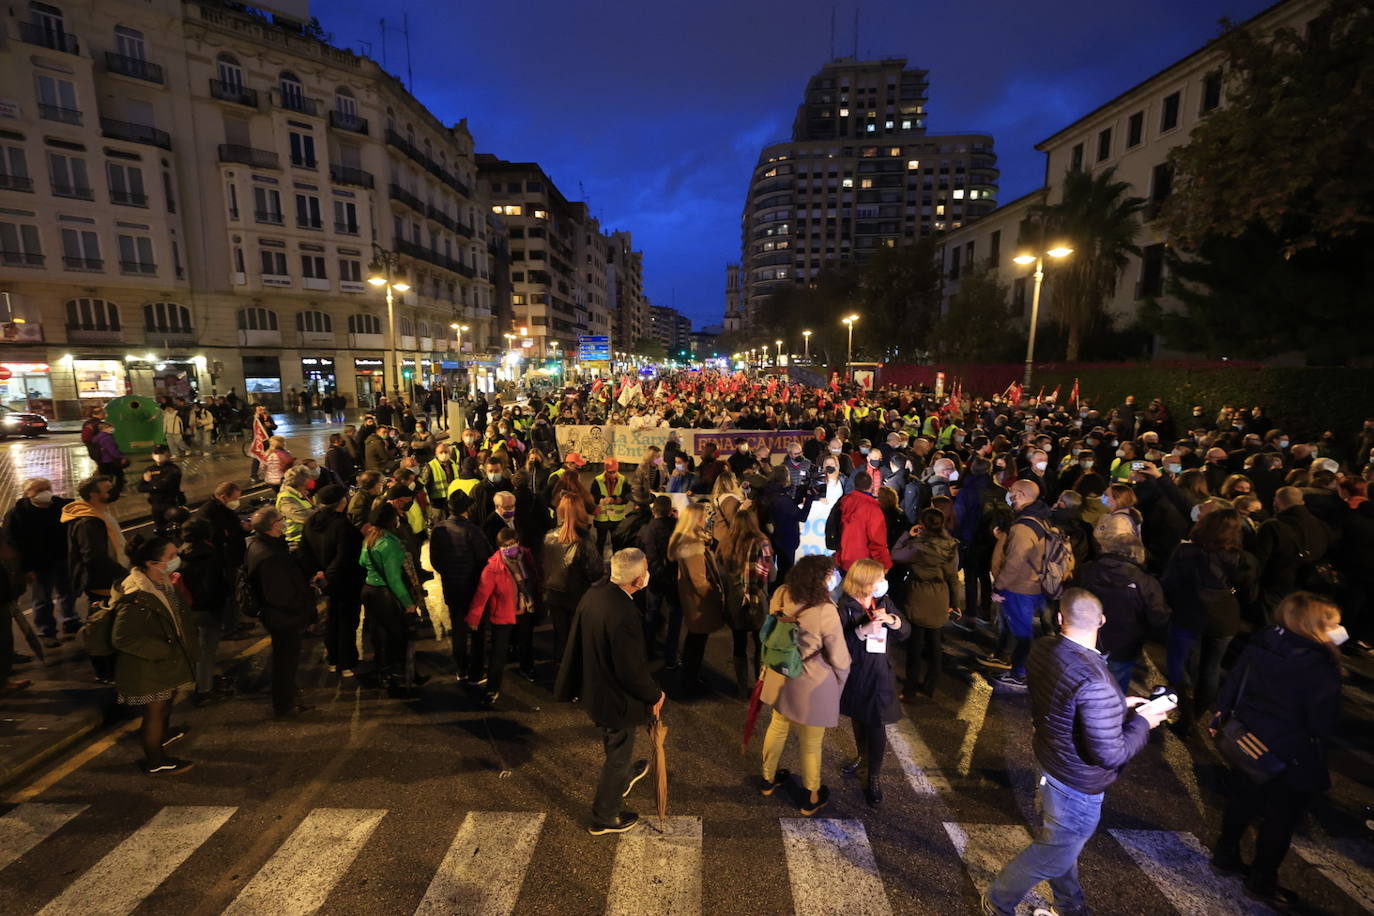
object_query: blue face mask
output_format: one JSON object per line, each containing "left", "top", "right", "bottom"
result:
{"left": 1100, "top": 493, "right": 1112, "bottom": 508}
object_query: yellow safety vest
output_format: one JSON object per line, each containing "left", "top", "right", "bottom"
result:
{"left": 275, "top": 489, "right": 311, "bottom": 545}
{"left": 426, "top": 458, "right": 456, "bottom": 500}
{"left": 593, "top": 472, "right": 627, "bottom": 524}
{"left": 407, "top": 499, "right": 425, "bottom": 534}
{"left": 446, "top": 476, "right": 480, "bottom": 498}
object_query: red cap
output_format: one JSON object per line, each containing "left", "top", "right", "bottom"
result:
{"left": 565, "top": 452, "right": 588, "bottom": 468}
{"left": 603, "top": 457, "right": 620, "bottom": 472}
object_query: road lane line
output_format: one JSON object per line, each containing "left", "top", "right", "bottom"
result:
{"left": 605, "top": 815, "right": 701, "bottom": 916}
{"left": 223, "top": 808, "right": 386, "bottom": 916}
{"left": 1292, "top": 835, "right": 1374, "bottom": 913}
{"left": 37, "top": 806, "right": 236, "bottom": 916}
{"left": 0, "top": 803, "right": 88, "bottom": 871}
{"left": 1110, "top": 828, "right": 1269, "bottom": 915}
{"left": 955, "top": 674, "right": 994, "bottom": 777}
{"left": 942, "top": 821, "right": 1054, "bottom": 915}
{"left": 414, "top": 811, "right": 546, "bottom": 916}
{"left": 885, "top": 717, "right": 946, "bottom": 800}
{"left": 780, "top": 818, "right": 892, "bottom": 916}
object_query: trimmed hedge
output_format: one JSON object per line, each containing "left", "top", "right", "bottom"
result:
{"left": 880, "top": 363, "right": 1374, "bottom": 441}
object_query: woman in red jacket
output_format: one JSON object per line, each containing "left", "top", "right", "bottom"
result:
{"left": 466, "top": 528, "right": 540, "bottom": 706}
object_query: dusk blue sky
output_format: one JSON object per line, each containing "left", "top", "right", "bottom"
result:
{"left": 319, "top": 0, "right": 1272, "bottom": 329}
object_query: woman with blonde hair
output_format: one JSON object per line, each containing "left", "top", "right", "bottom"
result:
{"left": 671, "top": 502, "right": 722, "bottom": 693}
{"left": 836, "top": 558, "right": 909, "bottom": 806}
{"left": 758, "top": 554, "right": 850, "bottom": 816}
{"left": 542, "top": 492, "right": 602, "bottom": 669}
{"left": 715, "top": 504, "right": 774, "bottom": 695}
{"left": 1210, "top": 591, "right": 1343, "bottom": 906}
{"left": 1093, "top": 483, "right": 1142, "bottom": 545}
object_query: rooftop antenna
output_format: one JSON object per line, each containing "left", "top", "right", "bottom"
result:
{"left": 378, "top": 19, "right": 387, "bottom": 69}
{"left": 355, "top": 39, "right": 373, "bottom": 58}
{"left": 403, "top": 13, "right": 414, "bottom": 92}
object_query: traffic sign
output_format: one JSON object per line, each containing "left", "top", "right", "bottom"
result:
{"left": 578, "top": 335, "right": 610, "bottom": 363}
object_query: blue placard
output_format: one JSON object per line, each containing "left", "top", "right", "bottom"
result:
{"left": 578, "top": 335, "right": 610, "bottom": 361}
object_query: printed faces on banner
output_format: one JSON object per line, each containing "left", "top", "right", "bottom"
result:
{"left": 689, "top": 430, "right": 812, "bottom": 457}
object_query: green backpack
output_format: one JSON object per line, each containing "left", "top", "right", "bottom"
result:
{"left": 759, "top": 611, "right": 805, "bottom": 678}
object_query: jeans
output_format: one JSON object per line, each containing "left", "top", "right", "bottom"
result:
{"left": 761, "top": 710, "right": 826, "bottom": 793}
{"left": 195, "top": 429, "right": 213, "bottom": 452}
{"left": 1106, "top": 657, "right": 1137, "bottom": 695}
{"left": 196, "top": 612, "right": 221, "bottom": 693}
{"left": 267, "top": 626, "right": 302, "bottom": 714}
{"left": 165, "top": 432, "right": 188, "bottom": 458}
{"left": 905, "top": 625, "right": 943, "bottom": 696}
{"left": 592, "top": 726, "right": 637, "bottom": 825}
{"left": 986, "top": 771, "right": 1104, "bottom": 915}
{"left": 30, "top": 563, "right": 79, "bottom": 637}
{"left": 1166, "top": 626, "right": 1234, "bottom": 724}
{"left": 997, "top": 590, "right": 1043, "bottom": 677}
{"left": 1215, "top": 768, "right": 1315, "bottom": 890}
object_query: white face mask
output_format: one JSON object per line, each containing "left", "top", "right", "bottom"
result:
{"left": 1327, "top": 625, "right": 1349, "bottom": 646}
{"left": 164, "top": 555, "right": 182, "bottom": 573}
{"left": 829, "top": 446, "right": 842, "bottom": 454}
{"left": 1166, "top": 463, "right": 1182, "bottom": 475}
{"left": 1005, "top": 492, "right": 1016, "bottom": 508}
{"left": 31, "top": 490, "right": 54, "bottom": 507}
{"left": 1190, "top": 504, "right": 1203, "bottom": 523}
{"left": 1033, "top": 461, "right": 1048, "bottom": 472}
{"left": 871, "top": 578, "right": 889, "bottom": 600}
{"left": 825, "top": 569, "right": 842, "bottom": 594}
{"left": 488, "top": 472, "right": 502, "bottom": 482}
{"left": 947, "top": 469, "right": 959, "bottom": 482}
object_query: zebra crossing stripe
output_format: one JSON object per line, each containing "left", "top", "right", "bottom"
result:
{"left": 1292, "top": 835, "right": 1374, "bottom": 913}
{"left": 1109, "top": 829, "right": 1264, "bottom": 916}
{"left": 223, "top": 808, "right": 386, "bottom": 916}
{"left": 0, "top": 803, "right": 88, "bottom": 872}
{"left": 780, "top": 818, "right": 892, "bottom": 916}
{"left": 605, "top": 816, "right": 702, "bottom": 916}
{"left": 414, "top": 811, "right": 545, "bottom": 916}
{"left": 942, "top": 821, "right": 1054, "bottom": 915}
{"left": 955, "top": 675, "right": 994, "bottom": 778}
{"left": 37, "top": 806, "right": 236, "bottom": 916}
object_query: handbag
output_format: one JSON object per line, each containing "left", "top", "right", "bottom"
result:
{"left": 1211, "top": 663, "right": 1288, "bottom": 785}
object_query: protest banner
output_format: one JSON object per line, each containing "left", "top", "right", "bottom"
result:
{"left": 689, "top": 430, "right": 812, "bottom": 459}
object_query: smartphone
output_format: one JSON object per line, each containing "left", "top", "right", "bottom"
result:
{"left": 1131, "top": 460, "right": 1145, "bottom": 471}
{"left": 1136, "top": 691, "right": 1178, "bottom": 717}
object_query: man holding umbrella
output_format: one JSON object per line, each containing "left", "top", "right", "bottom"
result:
{"left": 555, "top": 548, "right": 664, "bottom": 835}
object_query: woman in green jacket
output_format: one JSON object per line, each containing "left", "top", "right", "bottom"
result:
{"left": 361, "top": 503, "right": 419, "bottom": 694}
{"left": 110, "top": 534, "right": 198, "bottom": 775}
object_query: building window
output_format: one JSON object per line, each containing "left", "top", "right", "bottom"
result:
{"left": 289, "top": 131, "right": 316, "bottom": 168}
{"left": 225, "top": 181, "right": 239, "bottom": 219}
{"left": 300, "top": 253, "right": 326, "bottom": 279}
{"left": 949, "top": 246, "right": 961, "bottom": 280}
{"left": 36, "top": 73, "right": 79, "bottom": 122}
{"left": 254, "top": 186, "right": 282, "bottom": 224}
{"left": 988, "top": 229, "right": 1001, "bottom": 265}
{"left": 335, "top": 87, "right": 357, "bottom": 117}
{"left": 1160, "top": 91, "right": 1181, "bottom": 131}
{"left": 60, "top": 227, "right": 101, "bottom": 269}
{"left": 1201, "top": 69, "right": 1223, "bottom": 113}
{"left": 144, "top": 301, "right": 191, "bottom": 332}
{"left": 107, "top": 161, "right": 145, "bottom": 206}
{"left": 116, "top": 233, "right": 155, "bottom": 274}
{"left": 113, "top": 24, "right": 146, "bottom": 60}
{"left": 162, "top": 169, "right": 175, "bottom": 213}
{"left": 296, "top": 310, "right": 332, "bottom": 333}
{"left": 1138, "top": 244, "right": 1165, "bottom": 299}
{"left": 259, "top": 249, "right": 287, "bottom": 277}
{"left": 0, "top": 220, "right": 44, "bottom": 267}
{"left": 398, "top": 316, "right": 414, "bottom": 337}
{"left": 295, "top": 193, "right": 322, "bottom": 229}
{"left": 0, "top": 142, "right": 30, "bottom": 191}
{"left": 333, "top": 199, "right": 358, "bottom": 234}
{"left": 339, "top": 257, "right": 361, "bottom": 282}
{"left": 1096, "top": 127, "right": 1112, "bottom": 163}
{"left": 348, "top": 313, "right": 381, "bottom": 335}
{"left": 48, "top": 151, "right": 90, "bottom": 198}
{"left": 1127, "top": 111, "right": 1144, "bottom": 148}
{"left": 279, "top": 71, "right": 305, "bottom": 109}
{"left": 1069, "top": 143, "right": 1084, "bottom": 173}
{"left": 66, "top": 297, "right": 121, "bottom": 331}
{"left": 1011, "top": 277, "right": 1028, "bottom": 316}
{"left": 237, "top": 306, "right": 278, "bottom": 330}
{"left": 216, "top": 54, "right": 244, "bottom": 90}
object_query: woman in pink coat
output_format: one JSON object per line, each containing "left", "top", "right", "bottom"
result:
{"left": 466, "top": 528, "right": 539, "bottom": 706}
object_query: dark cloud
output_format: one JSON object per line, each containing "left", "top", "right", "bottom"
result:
{"left": 322, "top": 0, "right": 1272, "bottom": 327}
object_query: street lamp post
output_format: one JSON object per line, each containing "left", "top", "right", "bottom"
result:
{"left": 802, "top": 329, "right": 812, "bottom": 362}
{"left": 368, "top": 247, "right": 410, "bottom": 399}
{"left": 842, "top": 313, "right": 859, "bottom": 379}
{"left": 775, "top": 339, "right": 783, "bottom": 365}
{"left": 1012, "top": 244, "right": 1073, "bottom": 390}
{"left": 450, "top": 322, "right": 470, "bottom": 395}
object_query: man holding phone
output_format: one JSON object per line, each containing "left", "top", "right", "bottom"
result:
{"left": 982, "top": 589, "right": 1170, "bottom": 916}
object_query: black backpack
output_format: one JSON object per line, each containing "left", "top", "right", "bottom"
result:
{"left": 234, "top": 565, "right": 267, "bottom": 619}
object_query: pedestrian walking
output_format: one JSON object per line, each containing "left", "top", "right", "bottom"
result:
{"left": 981, "top": 589, "right": 1168, "bottom": 916}
{"left": 757, "top": 554, "right": 851, "bottom": 817}
{"left": 988, "top": 480, "right": 1053, "bottom": 690}
{"left": 554, "top": 548, "right": 664, "bottom": 835}
{"left": 715, "top": 503, "right": 774, "bottom": 695}
{"left": 1079, "top": 533, "right": 1170, "bottom": 693}
{"left": 466, "top": 527, "right": 540, "bottom": 703}
{"left": 136, "top": 445, "right": 185, "bottom": 538}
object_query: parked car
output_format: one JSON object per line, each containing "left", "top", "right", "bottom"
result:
{"left": 0, "top": 404, "right": 49, "bottom": 439}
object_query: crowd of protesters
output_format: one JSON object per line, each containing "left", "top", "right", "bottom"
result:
{"left": 0, "top": 369, "right": 1366, "bottom": 890}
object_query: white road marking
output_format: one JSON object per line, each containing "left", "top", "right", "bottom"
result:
{"left": 0, "top": 803, "right": 87, "bottom": 871}
{"left": 605, "top": 815, "right": 701, "bottom": 916}
{"left": 223, "top": 807, "right": 386, "bottom": 916}
{"left": 1293, "top": 834, "right": 1374, "bottom": 913}
{"left": 885, "top": 717, "right": 946, "bottom": 800}
{"left": 414, "top": 811, "right": 546, "bottom": 916}
{"left": 1138, "top": 653, "right": 1206, "bottom": 816}
{"left": 37, "top": 806, "right": 236, "bottom": 916}
{"left": 780, "top": 818, "right": 892, "bottom": 916}
{"left": 1110, "top": 828, "right": 1272, "bottom": 915}
{"left": 942, "top": 821, "right": 1054, "bottom": 915}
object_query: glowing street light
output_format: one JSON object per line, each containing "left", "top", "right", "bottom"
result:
{"left": 367, "top": 246, "right": 410, "bottom": 396}
{"left": 802, "top": 329, "right": 812, "bottom": 361}
{"left": 842, "top": 314, "right": 859, "bottom": 378}
{"left": 775, "top": 339, "right": 783, "bottom": 363}
{"left": 1012, "top": 243, "right": 1073, "bottom": 388}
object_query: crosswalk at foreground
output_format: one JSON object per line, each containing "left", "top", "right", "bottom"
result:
{"left": 5, "top": 803, "right": 1372, "bottom": 915}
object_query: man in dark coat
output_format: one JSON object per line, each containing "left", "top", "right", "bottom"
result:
{"left": 191, "top": 482, "right": 250, "bottom": 636}
{"left": 1254, "top": 486, "right": 1331, "bottom": 618}
{"left": 554, "top": 548, "right": 664, "bottom": 835}
{"left": 3, "top": 478, "right": 76, "bottom": 642}
{"left": 244, "top": 507, "right": 314, "bottom": 718}
{"left": 430, "top": 492, "right": 493, "bottom": 679}
{"left": 983, "top": 589, "right": 1168, "bottom": 916}
{"left": 297, "top": 486, "right": 364, "bottom": 675}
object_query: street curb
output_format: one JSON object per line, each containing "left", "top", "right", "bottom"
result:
{"left": 0, "top": 704, "right": 113, "bottom": 790}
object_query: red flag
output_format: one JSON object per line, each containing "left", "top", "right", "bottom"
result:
{"left": 1035, "top": 386, "right": 1044, "bottom": 402}
{"left": 1001, "top": 380, "right": 1016, "bottom": 398}
{"left": 249, "top": 415, "right": 269, "bottom": 461}
{"left": 765, "top": 378, "right": 777, "bottom": 398}
{"left": 781, "top": 385, "right": 791, "bottom": 403}
{"left": 1048, "top": 384, "right": 1061, "bottom": 403}
{"left": 1070, "top": 377, "right": 1080, "bottom": 407}
{"left": 830, "top": 374, "right": 840, "bottom": 393}
{"left": 1008, "top": 382, "right": 1023, "bottom": 404}
{"left": 591, "top": 378, "right": 605, "bottom": 396}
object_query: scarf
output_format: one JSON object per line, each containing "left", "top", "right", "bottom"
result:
{"left": 502, "top": 550, "right": 535, "bottom": 616}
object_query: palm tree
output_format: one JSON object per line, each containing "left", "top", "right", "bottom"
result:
{"left": 1032, "top": 167, "right": 1146, "bottom": 360}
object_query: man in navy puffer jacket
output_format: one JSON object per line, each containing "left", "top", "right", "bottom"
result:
{"left": 982, "top": 589, "right": 1169, "bottom": 916}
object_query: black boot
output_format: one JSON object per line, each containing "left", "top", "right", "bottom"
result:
{"left": 865, "top": 778, "right": 883, "bottom": 807}
{"left": 733, "top": 657, "right": 752, "bottom": 697}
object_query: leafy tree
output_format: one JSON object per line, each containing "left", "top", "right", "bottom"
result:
{"left": 755, "top": 268, "right": 858, "bottom": 366}
{"left": 1163, "top": 0, "right": 1374, "bottom": 254}
{"left": 631, "top": 337, "right": 666, "bottom": 361}
{"left": 852, "top": 238, "right": 942, "bottom": 360}
{"left": 1033, "top": 168, "right": 1146, "bottom": 361}
{"left": 928, "top": 267, "right": 1019, "bottom": 361}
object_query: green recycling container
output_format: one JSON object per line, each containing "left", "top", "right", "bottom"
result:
{"left": 104, "top": 395, "right": 164, "bottom": 453}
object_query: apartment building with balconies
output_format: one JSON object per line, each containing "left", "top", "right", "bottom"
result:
{"left": 0, "top": 0, "right": 499, "bottom": 416}
{"left": 607, "top": 230, "right": 646, "bottom": 348}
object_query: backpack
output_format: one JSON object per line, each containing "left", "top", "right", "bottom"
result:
{"left": 759, "top": 612, "right": 805, "bottom": 678}
{"left": 234, "top": 565, "right": 267, "bottom": 619}
{"left": 80, "top": 599, "right": 120, "bottom": 657}
{"left": 81, "top": 418, "right": 101, "bottom": 462}
{"left": 824, "top": 499, "right": 843, "bottom": 550}
{"left": 1016, "top": 516, "right": 1076, "bottom": 601}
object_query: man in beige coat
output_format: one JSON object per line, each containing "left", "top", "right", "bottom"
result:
{"left": 990, "top": 480, "right": 1051, "bottom": 690}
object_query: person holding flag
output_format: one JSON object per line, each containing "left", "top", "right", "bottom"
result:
{"left": 248, "top": 405, "right": 276, "bottom": 482}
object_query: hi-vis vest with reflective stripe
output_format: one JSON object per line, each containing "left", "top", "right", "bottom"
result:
{"left": 275, "top": 489, "right": 311, "bottom": 545}
{"left": 446, "top": 476, "right": 479, "bottom": 498}
{"left": 593, "top": 472, "right": 627, "bottom": 523}
{"left": 426, "top": 458, "right": 455, "bottom": 499}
